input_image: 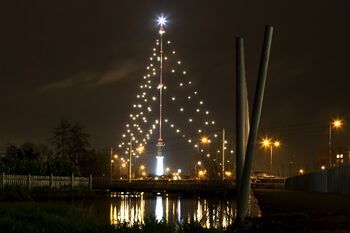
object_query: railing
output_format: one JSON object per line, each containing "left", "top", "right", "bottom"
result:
{"left": 0, "top": 173, "right": 91, "bottom": 190}
{"left": 99, "top": 178, "right": 236, "bottom": 192}
{"left": 285, "top": 164, "right": 350, "bottom": 194}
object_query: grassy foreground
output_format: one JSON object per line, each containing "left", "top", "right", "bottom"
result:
{"left": 0, "top": 202, "right": 227, "bottom": 233}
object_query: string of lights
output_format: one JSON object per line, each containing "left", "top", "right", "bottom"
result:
{"left": 114, "top": 16, "right": 234, "bottom": 169}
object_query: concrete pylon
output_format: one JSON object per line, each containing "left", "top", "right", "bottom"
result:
{"left": 236, "top": 37, "right": 250, "bottom": 192}
{"left": 236, "top": 25, "right": 274, "bottom": 224}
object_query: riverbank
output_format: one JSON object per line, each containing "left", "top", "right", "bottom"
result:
{"left": 254, "top": 189, "right": 350, "bottom": 232}
{"left": 0, "top": 201, "right": 227, "bottom": 233}
{"left": 0, "top": 186, "right": 102, "bottom": 201}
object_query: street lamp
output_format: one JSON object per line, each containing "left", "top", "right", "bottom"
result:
{"left": 260, "top": 137, "right": 281, "bottom": 173}
{"left": 199, "top": 129, "right": 226, "bottom": 180}
{"left": 110, "top": 148, "right": 119, "bottom": 179}
{"left": 200, "top": 136, "right": 209, "bottom": 144}
{"left": 195, "top": 161, "right": 202, "bottom": 179}
{"left": 139, "top": 165, "right": 146, "bottom": 178}
{"left": 329, "top": 119, "right": 343, "bottom": 168}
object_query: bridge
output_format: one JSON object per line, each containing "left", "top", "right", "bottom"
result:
{"left": 92, "top": 178, "right": 236, "bottom": 194}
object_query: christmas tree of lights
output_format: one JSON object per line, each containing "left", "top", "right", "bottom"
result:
{"left": 115, "top": 16, "right": 235, "bottom": 177}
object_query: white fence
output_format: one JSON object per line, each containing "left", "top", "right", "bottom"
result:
{"left": 0, "top": 173, "right": 92, "bottom": 190}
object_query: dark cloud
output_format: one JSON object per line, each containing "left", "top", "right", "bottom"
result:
{"left": 39, "top": 58, "right": 138, "bottom": 92}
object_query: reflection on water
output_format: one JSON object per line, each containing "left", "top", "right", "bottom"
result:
{"left": 110, "top": 192, "right": 261, "bottom": 228}
{"left": 155, "top": 196, "right": 163, "bottom": 221}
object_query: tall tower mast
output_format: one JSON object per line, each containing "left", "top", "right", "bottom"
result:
{"left": 158, "top": 17, "right": 165, "bottom": 141}
{"left": 155, "top": 15, "right": 167, "bottom": 176}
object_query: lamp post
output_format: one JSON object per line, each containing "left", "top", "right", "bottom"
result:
{"left": 221, "top": 128, "right": 226, "bottom": 180}
{"left": 139, "top": 165, "right": 146, "bottom": 178}
{"left": 110, "top": 147, "right": 114, "bottom": 179}
{"left": 199, "top": 129, "right": 226, "bottom": 180}
{"left": 261, "top": 137, "right": 281, "bottom": 173}
{"left": 329, "top": 119, "right": 343, "bottom": 168}
{"left": 195, "top": 161, "right": 202, "bottom": 179}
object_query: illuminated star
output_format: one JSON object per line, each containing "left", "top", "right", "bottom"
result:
{"left": 157, "top": 15, "right": 167, "bottom": 26}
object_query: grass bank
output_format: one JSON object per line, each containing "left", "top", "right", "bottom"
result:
{"left": 0, "top": 186, "right": 98, "bottom": 201}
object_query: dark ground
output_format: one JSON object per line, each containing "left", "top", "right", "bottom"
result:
{"left": 253, "top": 189, "right": 350, "bottom": 233}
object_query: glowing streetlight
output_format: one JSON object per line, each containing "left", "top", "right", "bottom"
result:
{"left": 332, "top": 119, "right": 343, "bottom": 128}
{"left": 136, "top": 146, "right": 144, "bottom": 154}
{"left": 195, "top": 161, "right": 202, "bottom": 179}
{"left": 329, "top": 118, "right": 344, "bottom": 167}
{"left": 299, "top": 169, "right": 304, "bottom": 175}
{"left": 140, "top": 165, "right": 145, "bottom": 170}
{"left": 165, "top": 167, "right": 170, "bottom": 174}
{"left": 260, "top": 137, "right": 281, "bottom": 173}
{"left": 261, "top": 137, "right": 271, "bottom": 149}
{"left": 273, "top": 141, "right": 281, "bottom": 148}
{"left": 200, "top": 136, "right": 209, "bottom": 144}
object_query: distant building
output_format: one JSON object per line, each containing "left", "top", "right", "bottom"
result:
{"left": 332, "top": 146, "right": 350, "bottom": 166}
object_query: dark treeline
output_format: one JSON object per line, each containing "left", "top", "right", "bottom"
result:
{"left": 0, "top": 119, "right": 109, "bottom": 176}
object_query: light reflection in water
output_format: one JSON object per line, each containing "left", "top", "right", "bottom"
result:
{"left": 155, "top": 196, "right": 163, "bottom": 221}
{"left": 109, "top": 192, "right": 260, "bottom": 228}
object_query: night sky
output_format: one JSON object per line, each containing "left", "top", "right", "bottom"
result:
{"left": 0, "top": 1, "right": 349, "bottom": 173}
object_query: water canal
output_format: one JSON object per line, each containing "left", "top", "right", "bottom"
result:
{"left": 106, "top": 192, "right": 261, "bottom": 228}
